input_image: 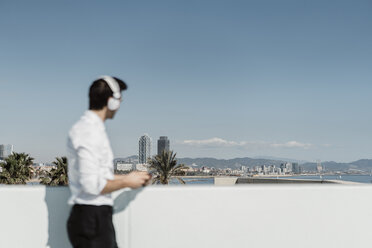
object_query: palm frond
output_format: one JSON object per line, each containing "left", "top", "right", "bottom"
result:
{"left": 0, "top": 152, "right": 34, "bottom": 184}
{"left": 148, "top": 150, "right": 186, "bottom": 185}
{"left": 176, "top": 177, "right": 186, "bottom": 184}
{"left": 40, "top": 156, "right": 69, "bottom": 186}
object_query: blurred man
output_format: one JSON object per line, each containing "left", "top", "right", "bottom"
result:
{"left": 66, "top": 76, "right": 151, "bottom": 248}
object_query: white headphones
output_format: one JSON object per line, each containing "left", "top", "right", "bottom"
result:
{"left": 99, "top": 76, "right": 122, "bottom": 111}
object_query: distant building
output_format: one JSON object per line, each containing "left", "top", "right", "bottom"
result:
{"left": 136, "top": 163, "right": 149, "bottom": 172}
{"left": 262, "top": 165, "right": 269, "bottom": 174}
{"left": 292, "top": 163, "right": 300, "bottom": 174}
{"left": 115, "top": 163, "right": 133, "bottom": 172}
{"left": 285, "top": 162, "right": 292, "bottom": 173}
{"left": 280, "top": 163, "right": 286, "bottom": 173}
{"left": 139, "top": 134, "right": 151, "bottom": 163}
{"left": 157, "top": 136, "right": 170, "bottom": 155}
{"left": 0, "top": 144, "right": 14, "bottom": 160}
{"left": 317, "top": 161, "right": 323, "bottom": 173}
{"left": 254, "top": 166, "right": 262, "bottom": 173}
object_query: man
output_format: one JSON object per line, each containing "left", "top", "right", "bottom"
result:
{"left": 66, "top": 76, "right": 151, "bottom": 248}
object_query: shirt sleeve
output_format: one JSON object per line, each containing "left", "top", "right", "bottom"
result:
{"left": 76, "top": 141, "right": 107, "bottom": 196}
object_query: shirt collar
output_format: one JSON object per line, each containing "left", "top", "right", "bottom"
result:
{"left": 85, "top": 110, "right": 106, "bottom": 130}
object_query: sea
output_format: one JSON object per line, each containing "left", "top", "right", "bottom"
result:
{"left": 170, "top": 177, "right": 215, "bottom": 185}
{"left": 176, "top": 175, "right": 372, "bottom": 185}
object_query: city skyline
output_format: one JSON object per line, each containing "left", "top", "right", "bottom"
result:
{"left": 1, "top": 1, "right": 372, "bottom": 162}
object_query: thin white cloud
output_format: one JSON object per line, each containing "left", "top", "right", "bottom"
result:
{"left": 270, "top": 141, "right": 312, "bottom": 149}
{"left": 182, "top": 137, "right": 241, "bottom": 147}
{"left": 179, "top": 137, "right": 313, "bottom": 150}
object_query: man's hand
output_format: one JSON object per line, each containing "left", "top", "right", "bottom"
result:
{"left": 120, "top": 171, "right": 152, "bottom": 189}
{"left": 101, "top": 171, "right": 152, "bottom": 194}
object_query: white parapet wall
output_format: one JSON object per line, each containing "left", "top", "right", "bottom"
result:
{"left": 1, "top": 185, "right": 372, "bottom": 248}
{"left": 215, "top": 177, "right": 238, "bottom": 185}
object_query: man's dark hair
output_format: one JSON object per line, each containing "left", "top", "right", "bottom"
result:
{"left": 89, "top": 77, "right": 128, "bottom": 110}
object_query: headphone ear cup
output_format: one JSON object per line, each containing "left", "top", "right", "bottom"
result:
{"left": 108, "top": 98, "right": 120, "bottom": 111}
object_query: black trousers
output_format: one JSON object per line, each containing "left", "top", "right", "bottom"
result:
{"left": 67, "top": 204, "right": 118, "bottom": 248}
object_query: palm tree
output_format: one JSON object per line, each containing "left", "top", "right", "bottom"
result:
{"left": 0, "top": 152, "right": 34, "bottom": 184}
{"left": 40, "top": 157, "right": 68, "bottom": 186}
{"left": 148, "top": 150, "right": 188, "bottom": 184}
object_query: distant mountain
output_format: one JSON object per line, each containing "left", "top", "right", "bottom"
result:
{"left": 350, "top": 159, "right": 372, "bottom": 168}
{"left": 301, "top": 161, "right": 349, "bottom": 172}
{"left": 125, "top": 155, "right": 138, "bottom": 160}
{"left": 253, "top": 156, "right": 308, "bottom": 164}
{"left": 114, "top": 155, "right": 138, "bottom": 163}
{"left": 293, "top": 159, "right": 372, "bottom": 172}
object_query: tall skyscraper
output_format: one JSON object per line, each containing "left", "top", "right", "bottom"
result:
{"left": 0, "top": 144, "right": 14, "bottom": 160}
{"left": 157, "top": 136, "right": 170, "bottom": 155}
{"left": 139, "top": 134, "right": 151, "bottom": 164}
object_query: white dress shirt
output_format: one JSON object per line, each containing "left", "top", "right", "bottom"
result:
{"left": 67, "top": 110, "right": 115, "bottom": 206}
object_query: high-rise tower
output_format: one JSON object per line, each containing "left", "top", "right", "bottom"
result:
{"left": 139, "top": 134, "right": 151, "bottom": 164}
{"left": 157, "top": 136, "right": 170, "bottom": 155}
{"left": 0, "top": 144, "right": 14, "bottom": 160}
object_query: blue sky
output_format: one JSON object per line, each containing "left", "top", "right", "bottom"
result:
{"left": 1, "top": 0, "right": 371, "bottom": 163}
